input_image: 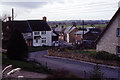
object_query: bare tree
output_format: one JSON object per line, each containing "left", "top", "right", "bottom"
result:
{"left": 0, "top": 13, "right": 10, "bottom": 22}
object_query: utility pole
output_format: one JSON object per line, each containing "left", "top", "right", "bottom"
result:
{"left": 82, "top": 20, "right": 84, "bottom": 40}
{"left": 12, "top": 8, "right": 14, "bottom": 21}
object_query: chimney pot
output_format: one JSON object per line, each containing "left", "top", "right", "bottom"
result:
{"left": 8, "top": 17, "right": 11, "bottom": 21}
{"left": 43, "top": 16, "right": 47, "bottom": 21}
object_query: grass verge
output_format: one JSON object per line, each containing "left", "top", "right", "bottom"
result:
{"left": 28, "top": 46, "right": 56, "bottom": 52}
{"left": 48, "top": 48, "right": 120, "bottom": 66}
{"left": 2, "top": 54, "right": 50, "bottom": 74}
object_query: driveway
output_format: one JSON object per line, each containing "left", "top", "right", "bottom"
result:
{"left": 29, "top": 50, "right": 120, "bottom": 78}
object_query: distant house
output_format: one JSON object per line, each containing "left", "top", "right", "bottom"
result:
{"left": 64, "top": 26, "right": 78, "bottom": 43}
{"left": 59, "top": 28, "right": 66, "bottom": 41}
{"left": 5, "top": 17, "right": 52, "bottom": 47}
{"left": 81, "top": 28, "right": 101, "bottom": 48}
{"left": 96, "top": 8, "right": 120, "bottom": 56}
{"left": 84, "top": 28, "right": 101, "bottom": 41}
{"left": 54, "top": 26, "right": 63, "bottom": 34}
{"left": 74, "top": 28, "right": 89, "bottom": 45}
{"left": 52, "top": 30, "right": 59, "bottom": 46}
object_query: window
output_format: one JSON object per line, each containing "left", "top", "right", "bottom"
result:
{"left": 34, "top": 36, "right": 41, "bottom": 39}
{"left": 41, "top": 31, "right": 46, "bottom": 35}
{"left": 42, "top": 37, "right": 46, "bottom": 39}
{"left": 117, "top": 46, "right": 120, "bottom": 54}
{"left": 117, "top": 28, "right": 120, "bottom": 36}
{"left": 28, "top": 33, "right": 31, "bottom": 36}
{"left": 36, "top": 40, "right": 38, "bottom": 43}
{"left": 42, "top": 37, "right": 46, "bottom": 43}
{"left": 42, "top": 40, "right": 46, "bottom": 43}
{"left": 34, "top": 31, "right": 39, "bottom": 35}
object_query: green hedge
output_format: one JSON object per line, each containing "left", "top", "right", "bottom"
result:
{"left": 88, "top": 51, "right": 120, "bottom": 61}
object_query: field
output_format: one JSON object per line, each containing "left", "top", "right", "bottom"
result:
{"left": 55, "top": 24, "right": 107, "bottom": 28}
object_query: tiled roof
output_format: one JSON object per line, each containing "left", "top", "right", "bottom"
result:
{"left": 8, "top": 20, "right": 51, "bottom": 33}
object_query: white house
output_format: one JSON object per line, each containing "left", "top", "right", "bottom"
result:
{"left": 7, "top": 17, "right": 52, "bottom": 47}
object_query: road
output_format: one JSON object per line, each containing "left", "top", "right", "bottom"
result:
{"left": 29, "top": 50, "right": 120, "bottom": 78}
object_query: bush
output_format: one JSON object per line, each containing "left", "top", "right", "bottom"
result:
{"left": 7, "top": 30, "right": 28, "bottom": 61}
{"left": 88, "top": 51, "right": 120, "bottom": 61}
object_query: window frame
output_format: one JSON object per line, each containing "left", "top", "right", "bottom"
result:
{"left": 34, "top": 31, "right": 40, "bottom": 35}
{"left": 117, "top": 46, "right": 120, "bottom": 54}
{"left": 41, "top": 31, "right": 46, "bottom": 35}
{"left": 42, "top": 39, "right": 46, "bottom": 43}
{"left": 117, "top": 28, "right": 120, "bottom": 36}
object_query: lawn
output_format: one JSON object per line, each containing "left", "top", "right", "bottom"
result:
{"left": 2, "top": 54, "right": 50, "bottom": 74}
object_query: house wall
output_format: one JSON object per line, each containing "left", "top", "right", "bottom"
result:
{"left": 33, "top": 31, "right": 52, "bottom": 46}
{"left": 74, "top": 34, "right": 82, "bottom": 44}
{"left": 96, "top": 13, "right": 120, "bottom": 55}
{"left": 67, "top": 34, "right": 69, "bottom": 42}
{"left": 69, "top": 29, "right": 78, "bottom": 43}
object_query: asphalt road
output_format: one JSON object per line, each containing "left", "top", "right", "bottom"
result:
{"left": 29, "top": 50, "right": 120, "bottom": 78}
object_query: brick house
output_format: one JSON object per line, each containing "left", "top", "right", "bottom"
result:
{"left": 74, "top": 28, "right": 89, "bottom": 45}
{"left": 96, "top": 8, "right": 120, "bottom": 56}
{"left": 64, "top": 26, "right": 78, "bottom": 43}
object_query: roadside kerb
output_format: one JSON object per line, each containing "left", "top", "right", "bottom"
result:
{"left": 44, "top": 55, "right": 120, "bottom": 70}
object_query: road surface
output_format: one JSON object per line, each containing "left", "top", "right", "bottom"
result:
{"left": 29, "top": 50, "right": 120, "bottom": 78}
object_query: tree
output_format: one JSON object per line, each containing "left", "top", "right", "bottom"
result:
{"left": 0, "top": 14, "right": 10, "bottom": 21}
{"left": 7, "top": 29, "right": 28, "bottom": 61}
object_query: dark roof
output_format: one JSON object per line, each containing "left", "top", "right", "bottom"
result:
{"left": 95, "top": 8, "right": 120, "bottom": 44}
{"left": 8, "top": 20, "right": 51, "bottom": 33}
{"left": 9, "top": 21, "right": 31, "bottom": 33}
{"left": 84, "top": 29, "right": 101, "bottom": 41}
{"left": 28, "top": 20, "right": 51, "bottom": 31}
{"left": 53, "top": 30, "right": 59, "bottom": 36}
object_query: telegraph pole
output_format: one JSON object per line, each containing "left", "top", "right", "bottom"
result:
{"left": 82, "top": 20, "right": 84, "bottom": 40}
{"left": 12, "top": 8, "right": 14, "bottom": 21}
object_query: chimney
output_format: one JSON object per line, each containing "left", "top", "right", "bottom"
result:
{"left": 8, "top": 17, "right": 11, "bottom": 21}
{"left": 12, "top": 8, "right": 14, "bottom": 21}
{"left": 43, "top": 16, "right": 47, "bottom": 21}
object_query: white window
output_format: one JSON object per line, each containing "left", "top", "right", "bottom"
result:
{"left": 117, "top": 28, "right": 120, "bottom": 36}
{"left": 36, "top": 40, "right": 38, "bottom": 43}
{"left": 41, "top": 31, "right": 46, "bottom": 35}
{"left": 42, "top": 40, "right": 46, "bottom": 43}
{"left": 28, "top": 33, "right": 31, "bottom": 36}
{"left": 42, "top": 37, "right": 46, "bottom": 43}
{"left": 34, "top": 31, "right": 39, "bottom": 35}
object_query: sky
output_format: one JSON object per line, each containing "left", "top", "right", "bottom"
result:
{"left": 0, "top": 0, "right": 120, "bottom": 21}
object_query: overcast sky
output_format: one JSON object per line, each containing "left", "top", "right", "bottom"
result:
{"left": 0, "top": 0, "right": 120, "bottom": 21}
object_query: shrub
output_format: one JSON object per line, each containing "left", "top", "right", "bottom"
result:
{"left": 88, "top": 51, "right": 120, "bottom": 61}
{"left": 7, "top": 30, "right": 28, "bottom": 61}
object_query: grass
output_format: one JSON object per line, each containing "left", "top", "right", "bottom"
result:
{"left": 48, "top": 48, "right": 120, "bottom": 66}
{"left": 28, "top": 46, "right": 55, "bottom": 52}
{"left": 2, "top": 54, "right": 50, "bottom": 74}
{"left": 2, "top": 54, "right": 83, "bottom": 78}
